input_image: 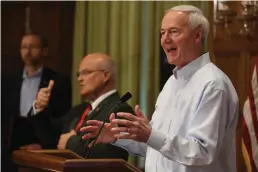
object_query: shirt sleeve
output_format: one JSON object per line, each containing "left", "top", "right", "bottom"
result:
{"left": 112, "top": 119, "right": 157, "bottom": 157}
{"left": 113, "top": 138, "right": 147, "bottom": 157}
{"left": 146, "top": 87, "right": 230, "bottom": 166}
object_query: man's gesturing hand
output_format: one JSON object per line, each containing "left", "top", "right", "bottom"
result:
{"left": 57, "top": 129, "right": 76, "bottom": 149}
{"left": 80, "top": 114, "right": 118, "bottom": 147}
{"left": 35, "top": 80, "right": 54, "bottom": 110}
{"left": 81, "top": 105, "right": 152, "bottom": 147}
{"left": 111, "top": 105, "right": 152, "bottom": 142}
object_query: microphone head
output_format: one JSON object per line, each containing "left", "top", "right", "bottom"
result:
{"left": 120, "top": 92, "right": 132, "bottom": 103}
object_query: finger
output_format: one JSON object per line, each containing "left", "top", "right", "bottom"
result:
{"left": 57, "top": 143, "right": 61, "bottom": 149}
{"left": 116, "top": 112, "right": 137, "bottom": 121}
{"left": 88, "top": 140, "right": 100, "bottom": 148}
{"left": 70, "top": 129, "right": 76, "bottom": 134}
{"left": 36, "top": 100, "right": 48, "bottom": 109}
{"left": 39, "top": 88, "right": 51, "bottom": 94}
{"left": 111, "top": 119, "right": 134, "bottom": 127}
{"left": 20, "top": 146, "right": 27, "bottom": 150}
{"left": 38, "top": 91, "right": 51, "bottom": 98}
{"left": 111, "top": 127, "right": 138, "bottom": 134}
{"left": 80, "top": 126, "right": 99, "bottom": 133}
{"left": 135, "top": 105, "right": 145, "bottom": 118}
{"left": 38, "top": 101, "right": 48, "bottom": 107}
{"left": 37, "top": 96, "right": 49, "bottom": 103}
{"left": 114, "top": 133, "right": 137, "bottom": 140}
{"left": 82, "top": 133, "right": 98, "bottom": 140}
{"left": 57, "top": 144, "right": 62, "bottom": 149}
{"left": 111, "top": 127, "right": 129, "bottom": 133}
{"left": 88, "top": 141, "right": 94, "bottom": 147}
{"left": 60, "top": 135, "right": 64, "bottom": 139}
{"left": 48, "top": 80, "right": 54, "bottom": 90}
{"left": 109, "top": 113, "right": 115, "bottom": 122}
{"left": 26, "top": 146, "right": 35, "bottom": 150}
{"left": 86, "top": 120, "right": 105, "bottom": 127}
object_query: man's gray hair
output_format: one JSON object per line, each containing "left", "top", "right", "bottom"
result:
{"left": 102, "top": 58, "right": 117, "bottom": 84}
{"left": 167, "top": 5, "right": 210, "bottom": 45}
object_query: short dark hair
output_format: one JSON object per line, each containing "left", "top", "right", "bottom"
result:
{"left": 24, "top": 32, "right": 48, "bottom": 48}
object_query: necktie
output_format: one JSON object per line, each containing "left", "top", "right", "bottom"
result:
{"left": 75, "top": 104, "right": 92, "bottom": 132}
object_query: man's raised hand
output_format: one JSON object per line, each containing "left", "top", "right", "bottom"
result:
{"left": 35, "top": 80, "right": 54, "bottom": 110}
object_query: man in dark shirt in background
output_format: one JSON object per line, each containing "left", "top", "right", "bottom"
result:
{"left": 2, "top": 33, "right": 72, "bottom": 171}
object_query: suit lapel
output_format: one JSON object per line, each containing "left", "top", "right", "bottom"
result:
{"left": 87, "top": 92, "right": 120, "bottom": 121}
{"left": 13, "top": 72, "right": 24, "bottom": 117}
{"left": 87, "top": 106, "right": 101, "bottom": 120}
{"left": 39, "top": 68, "right": 52, "bottom": 89}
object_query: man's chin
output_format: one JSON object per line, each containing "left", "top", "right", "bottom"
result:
{"left": 80, "top": 91, "right": 88, "bottom": 98}
{"left": 167, "top": 56, "right": 178, "bottom": 65}
{"left": 81, "top": 92, "right": 93, "bottom": 101}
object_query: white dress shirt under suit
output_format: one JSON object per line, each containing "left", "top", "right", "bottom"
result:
{"left": 114, "top": 52, "right": 239, "bottom": 172}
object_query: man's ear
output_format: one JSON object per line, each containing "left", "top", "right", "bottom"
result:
{"left": 103, "top": 70, "right": 111, "bottom": 83}
{"left": 195, "top": 27, "right": 203, "bottom": 44}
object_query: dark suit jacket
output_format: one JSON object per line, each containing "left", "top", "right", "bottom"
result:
{"left": 59, "top": 92, "right": 134, "bottom": 161}
{"left": 2, "top": 67, "right": 72, "bottom": 152}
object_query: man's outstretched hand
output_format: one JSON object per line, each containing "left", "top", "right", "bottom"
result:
{"left": 80, "top": 113, "right": 118, "bottom": 147}
{"left": 111, "top": 105, "right": 152, "bottom": 142}
{"left": 81, "top": 105, "right": 152, "bottom": 147}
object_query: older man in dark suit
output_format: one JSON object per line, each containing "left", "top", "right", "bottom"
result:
{"left": 35, "top": 53, "right": 133, "bottom": 160}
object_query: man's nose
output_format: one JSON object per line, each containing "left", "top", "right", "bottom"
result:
{"left": 162, "top": 33, "right": 172, "bottom": 44}
{"left": 77, "top": 75, "right": 83, "bottom": 82}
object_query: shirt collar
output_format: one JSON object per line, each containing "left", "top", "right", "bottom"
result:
{"left": 173, "top": 52, "right": 210, "bottom": 80}
{"left": 91, "top": 89, "right": 117, "bottom": 110}
{"left": 23, "top": 67, "right": 43, "bottom": 79}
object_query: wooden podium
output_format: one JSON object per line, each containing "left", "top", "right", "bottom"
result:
{"left": 12, "top": 149, "right": 142, "bottom": 172}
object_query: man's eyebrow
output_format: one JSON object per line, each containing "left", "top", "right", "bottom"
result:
{"left": 160, "top": 27, "right": 180, "bottom": 32}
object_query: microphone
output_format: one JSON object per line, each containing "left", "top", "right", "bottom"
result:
{"left": 84, "top": 92, "right": 132, "bottom": 158}
{"left": 119, "top": 92, "right": 132, "bottom": 103}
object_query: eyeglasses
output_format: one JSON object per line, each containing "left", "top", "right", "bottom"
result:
{"left": 20, "top": 45, "right": 42, "bottom": 50}
{"left": 77, "top": 68, "right": 106, "bottom": 77}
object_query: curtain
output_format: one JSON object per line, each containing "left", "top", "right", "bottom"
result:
{"left": 72, "top": 1, "right": 211, "bottom": 168}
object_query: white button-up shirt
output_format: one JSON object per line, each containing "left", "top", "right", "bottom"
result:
{"left": 115, "top": 52, "right": 239, "bottom": 172}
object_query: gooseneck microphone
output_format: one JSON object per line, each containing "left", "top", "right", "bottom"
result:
{"left": 85, "top": 92, "right": 132, "bottom": 158}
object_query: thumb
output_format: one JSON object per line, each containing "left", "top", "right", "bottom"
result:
{"left": 88, "top": 140, "right": 101, "bottom": 148}
{"left": 88, "top": 140, "right": 96, "bottom": 148}
{"left": 20, "top": 146, "right": 26, "bottom": 150}
{"left": 109, "top": 113, "right": 115, "bottom": 122}
{"left": 48, "top": 80, "right": 54, "bottom": 91}
{"left": 88, "top": 141, "right": 94, "bottom": 148}
{"left": 135, "top": 105, "right": 145, "bottom": 118}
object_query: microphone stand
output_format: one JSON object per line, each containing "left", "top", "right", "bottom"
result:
{"left": 84, "top": 101, "right": 122, "bottom": 158}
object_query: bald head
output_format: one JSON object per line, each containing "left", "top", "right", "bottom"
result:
{"left": 80, "top": 53, "right": 117, "bottom": 83}
{"left": 78, "top": 53, "right": 117, "bottom": 101}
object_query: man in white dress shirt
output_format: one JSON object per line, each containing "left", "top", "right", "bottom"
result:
{"left": 80, "top": 5, "right": 239, "bottom": 172}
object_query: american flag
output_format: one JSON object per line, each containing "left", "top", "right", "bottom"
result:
{"left": 242, "top": 59, "right": 258, "bottom": 172}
